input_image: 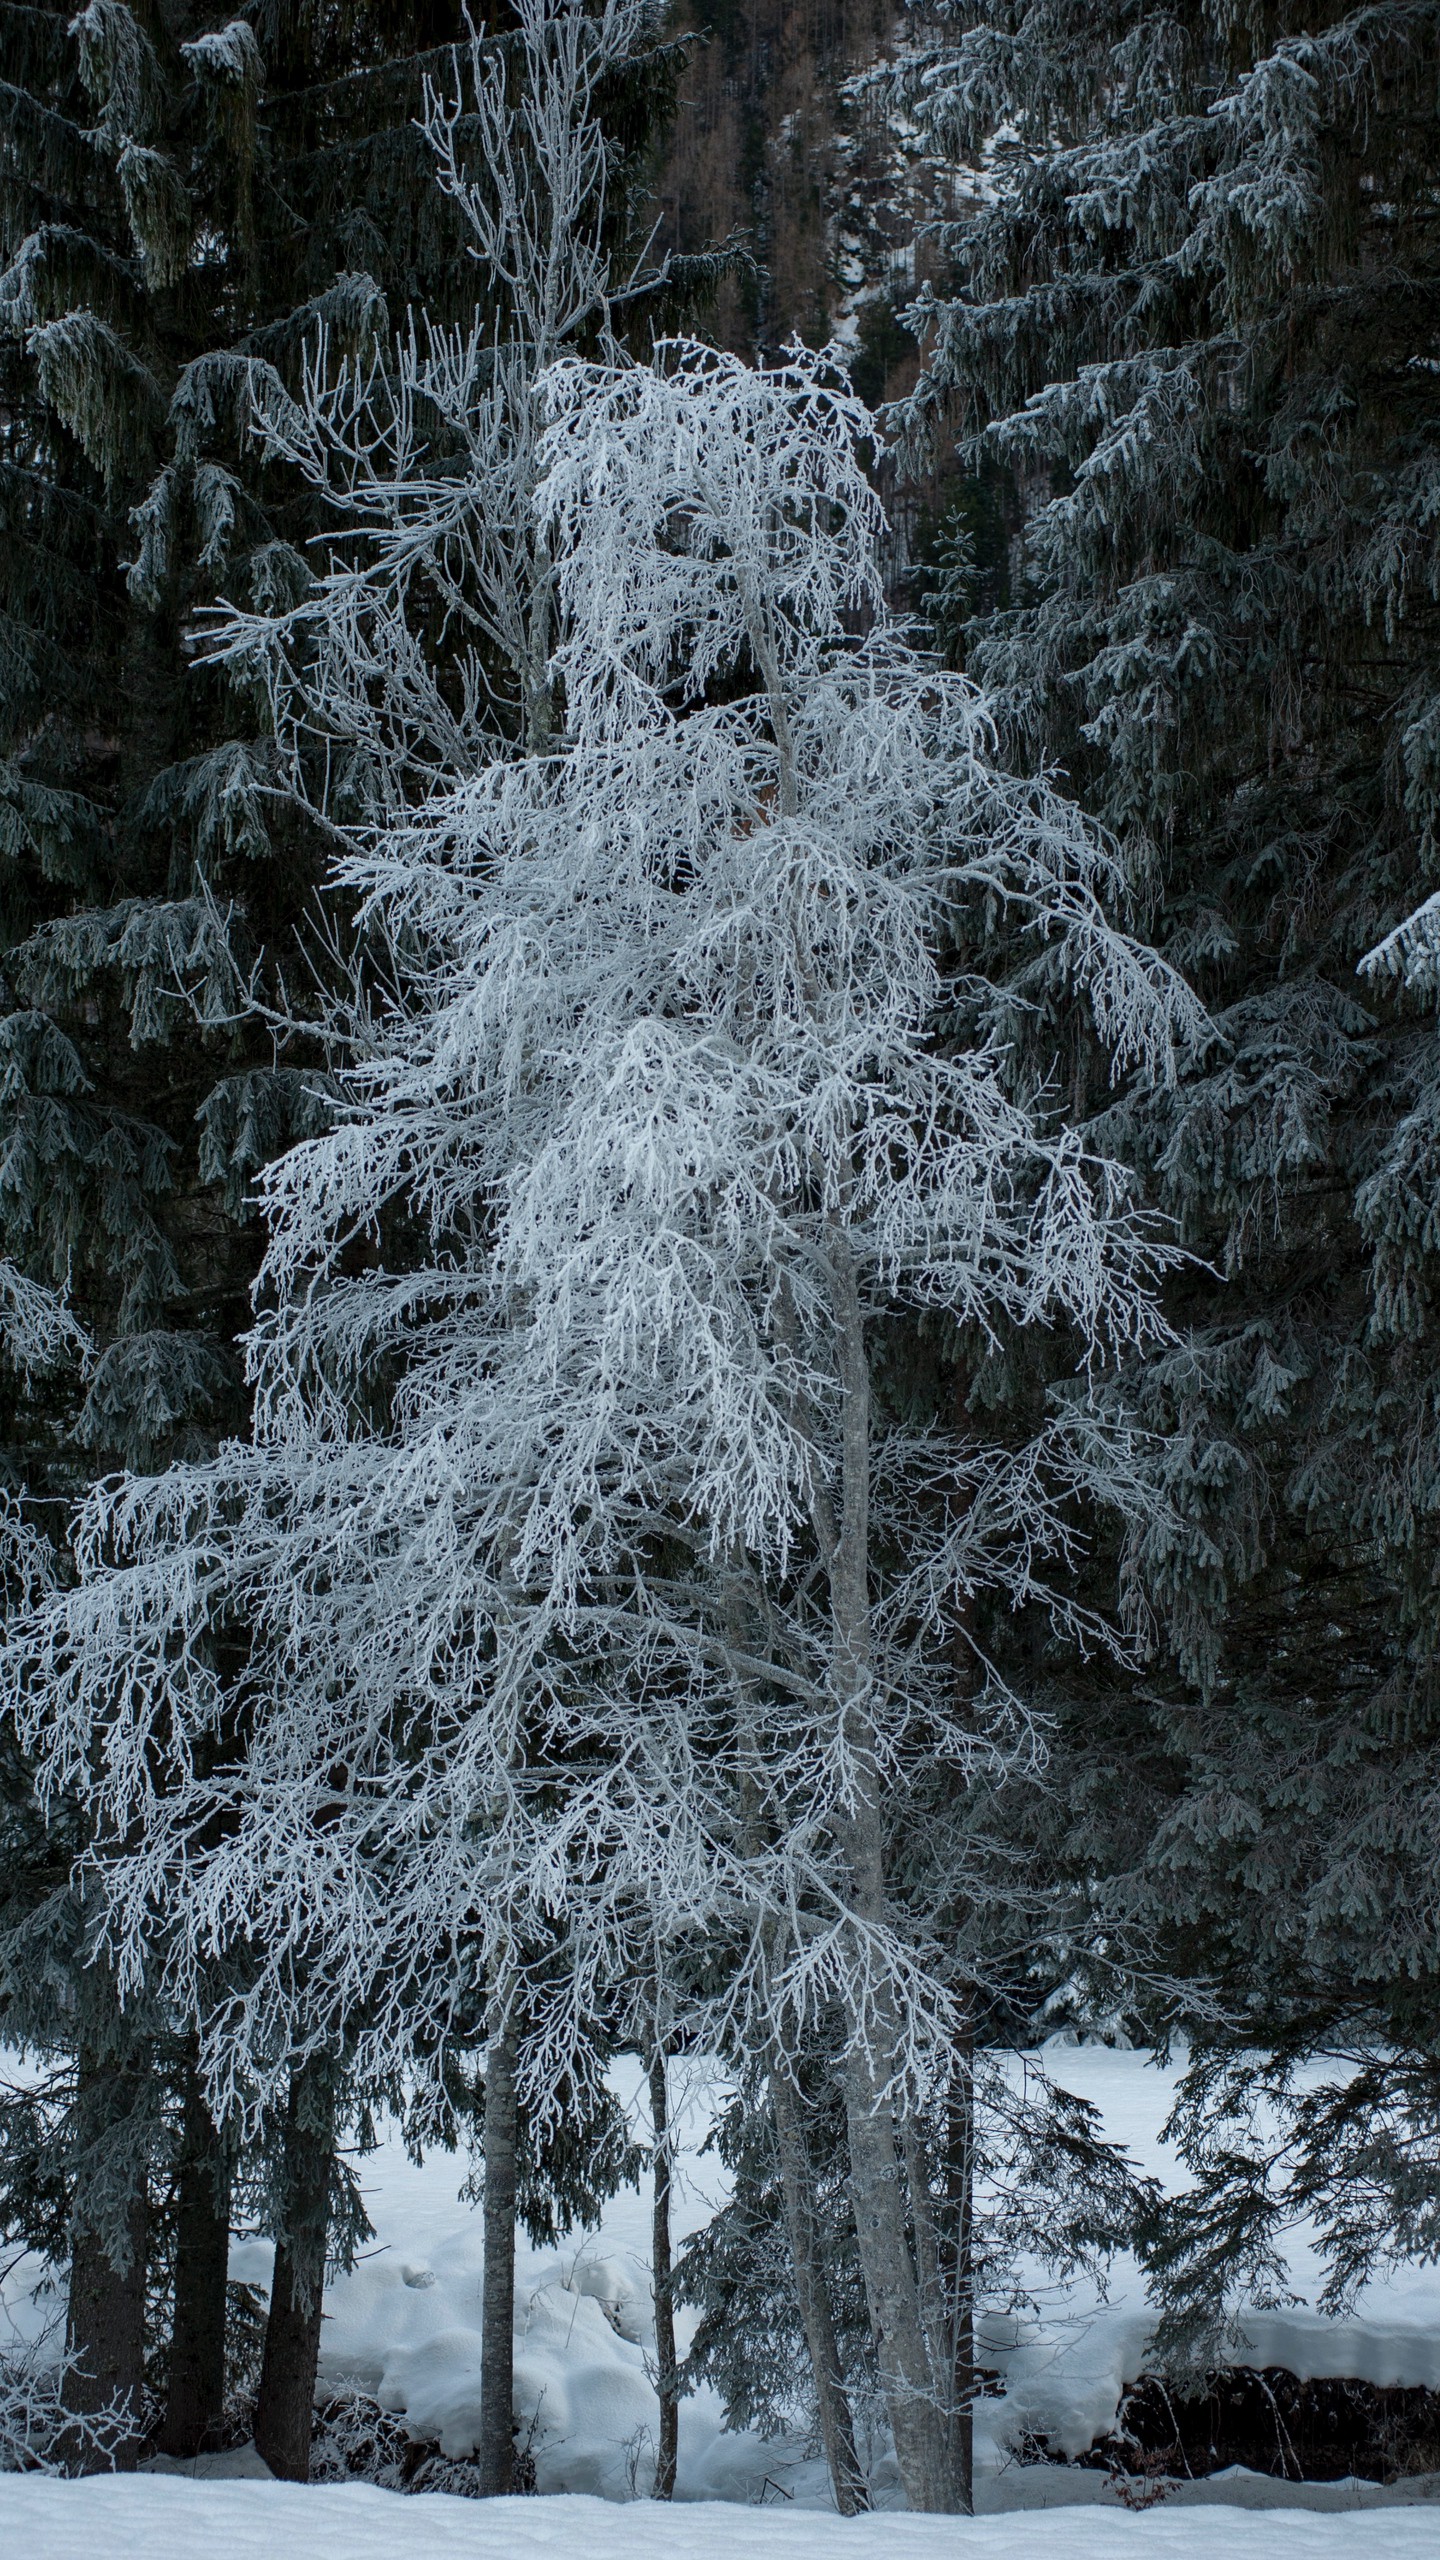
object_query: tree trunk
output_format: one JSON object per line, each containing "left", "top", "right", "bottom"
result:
{"left": 159, "top": 2059, "right": 231, "bottom": 2458}
{"left": 61, "top": 1984, "right": 151, "bottom": 2472}
{"left": 477, "top": 2002, "right": 518, "bottom": 2495}
{"left": 729, "top": 1542, "right": 868, "bottom": 2518}
{"left": 943, "top": 1405, "right": 979, "bottom": 2515}
{"left": 64, "top": 2204, "right": 149, "bottom": 2471}
{"left": 945, "top": 2038, "right": 976, "bottom": 2515}
{"left": 647, "top": 2047, "right": 680, "bottom": 2498}
{"left": 842, "top": 2028, "right": 953, "bottom": 2511}
{"left": 901, "top": 2114, "right": 947, "bottom": 2416}
{"left": 63, "top": 2188, "right": 149, "bottom": 2471}
{"left": 769, "top": 2052, "right": 869, "bottom": 2513}
{"left": 253, "top": 2059, "right": 335, "bottom": 2482}
{"left": 902, "top": 2096, "right": 975, "bottom": 2515}
{"left": 823, "top": 1225, "right": 957, "bottom": 2511}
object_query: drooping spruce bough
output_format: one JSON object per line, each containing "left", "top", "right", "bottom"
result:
{"left": 891, "top": 0, "right": 1440, "bottom": 2348}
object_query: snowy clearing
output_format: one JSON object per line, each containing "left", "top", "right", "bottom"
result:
{"left": 2, "top": 2482, "right": 1439, "bottom": 2560}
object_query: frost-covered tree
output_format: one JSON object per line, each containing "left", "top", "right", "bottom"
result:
{"left": 892, "top": 0, "right": 1440, "bottom": 2343}
{"left": 0, "top": 0, "right": 548, "bottom": 2470}
{"left": 210, "top": 0, "right": 720, "bottom": 788}
{"left": 3, "top": 0, "right": 706, "bottom": 2483}
{"left": 7, "top": 319, "right": 1202, "bottom": 2506}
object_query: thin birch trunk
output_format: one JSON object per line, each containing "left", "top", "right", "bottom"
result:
{"left": 768, "top": 2050, "right": 869, "bottom": 2513}
{"left": 946, "top": 2033, "right": 976, "bottom": 2514}
{"left": 944, "top": 1401, "right": 979, "bottom": 2515}
{"left": 901, "top": 2115, "right": 949, "bottom": 2403}
{"left": 477, "top": 1998, "right": 519, "bottom": 2495}
{"left": 647, "top": 2048, "right": 679, "bottom": 2499}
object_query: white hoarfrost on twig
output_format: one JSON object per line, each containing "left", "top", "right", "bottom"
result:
{"left": 0, "top": 1263, "right": 90, "bottom": 1387}
{"left": 0, "top": 2334, "right": 133, "bottom": 2474}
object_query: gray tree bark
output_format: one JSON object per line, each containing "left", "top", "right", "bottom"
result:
{"left": 945, "top": 2038, "right": 976, "bottom": 2513}
{"left": 768, "top": 2051, "right": 869, "bottom": 2513}
{"left": 842, "top": 2030, "right": 953, "bottom": 2510}
{"left": 159, "top": 2059, "right": 232, "bottom": 2458}
{"left": 63, "top": 2199, "right": 149, "bottom": 2470}
{"left": 61, "top": 1973, "right": 150, "bottom": 2472}
{"left": 477, "top": 2001, "right": 519, "bottom": 2495}
{"left": 727, "top": 1546, "right": 869, "bottom": 2520}
{"left": 825, "top": 1225, "right": 957, "bottom": 2512}
{"left": 647, "top": 2048, "right": 680, "bottom": 2499}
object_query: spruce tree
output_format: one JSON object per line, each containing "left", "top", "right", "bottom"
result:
{"left": 0, "top": 0, "right": 483, "bottom": 2465}
{"left": 895, "top": 0, "right": 1440, "bottom": 2335}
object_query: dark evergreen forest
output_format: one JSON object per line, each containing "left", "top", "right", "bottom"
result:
{"left": 0, "top": 0, "right": 1436, "bottom": 2517}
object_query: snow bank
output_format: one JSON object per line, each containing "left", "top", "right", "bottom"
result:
{"left": 250, "top": 2055, "right": 801, "bottom": 2501}
{"left": 2, "top": 2480, "right": 1438, "bottom": 2560}
{"left": 984, "top": 2044, "right": 1440, "bottom": 2469}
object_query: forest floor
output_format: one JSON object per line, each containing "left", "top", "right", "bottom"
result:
{"left": 1, "top": 2477, "right": 1438, "bottom": 2559}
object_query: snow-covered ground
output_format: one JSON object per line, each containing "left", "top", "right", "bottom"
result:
{"left": 4, "top": 2043, "right": 1440, "bottom": 2552}
{"left": 2, "top": 2480, "right": 1439, "bottom": 2560}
